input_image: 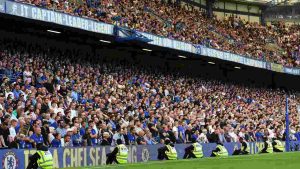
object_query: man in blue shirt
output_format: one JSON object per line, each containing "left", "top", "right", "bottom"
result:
{"left": 56, "top": 120, "right": 67, "bottom": 137}
{"left": 255, "top": 129, "right": 264, "bottom": 142}
{"left": 71, "top": 127, "right": 82, "bottom": 147}
{"left": 30, "top": 128, "right": 44, "bottom": 147}
{"left": 80, "top": 121, "right": 86, "bottom": 136}
{"left": 127, "top": 127, "right": 136, "bottom": 145}
{"left": 88, "top": 120, "right": 98, "bottom": 146}
{"left": 12, "top": 84, "right": 22, "bottom": 100}
{"left": 36, "top": 72, "right": 47, "bottom": 88}
{"left": 71, "top": 85, "right": 79, "bottom": 102}
{"left": 295, "top": 127, "right": 300, "bottom": 141}
{"left": 51, "top": 133, "right": 62, "bottom": 148}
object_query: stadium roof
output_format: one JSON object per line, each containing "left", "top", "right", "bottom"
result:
{"left": 225, "top": 0, "right": 270, "bottom": 5}
{"left": 239, "top": 0, "right": 269, "bottom": 3}
{"left": 229, "top": 0, "right": 300, "bottom": 5}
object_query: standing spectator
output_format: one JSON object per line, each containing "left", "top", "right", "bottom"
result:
{"left": 9, "top": 119, "right": 18, "bottom": 141}
{"left": 88, "top": 120, "right": 98, "bottom": 146}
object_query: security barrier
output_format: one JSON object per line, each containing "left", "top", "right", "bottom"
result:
{"left": 1, "top": 141, "right": 299, "bottom": 169}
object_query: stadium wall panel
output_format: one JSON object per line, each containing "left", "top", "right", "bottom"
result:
{"left": 1, "top": 142, "right": 299, "bottom": 168}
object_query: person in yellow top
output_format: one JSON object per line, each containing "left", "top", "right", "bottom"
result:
{"left": 26, "top": 143, "right": 53, "bottom": 169}
{"left": 211, "top": 142, "right": 229, "bottom": 157}
{"left": 157, "top": 138, "right": 178, "bottom": 160}
{"left": 272, "top": 139, "right": 284, "bottom": 152}
{"left": 183, "top": 138, "right": 203, "bottom": 158}
{"left": 106, "top": 139, "right": 129, "bottom": 164}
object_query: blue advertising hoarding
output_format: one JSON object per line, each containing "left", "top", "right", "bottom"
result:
{"left": 1, "top": 141, "right": 299, "bottom": 169}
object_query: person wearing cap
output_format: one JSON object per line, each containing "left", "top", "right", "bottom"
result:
{"left": 260, "top": 136, "right": 273, "bottom": 154}
{"left": 183, "top": 137, "right": 203, "bottom": 159}
{"left": 157, "top": 138, "right": 178, "bottom": 160}
{"left": 106, "top": 139, "right": 128, "bottom": 165}
{"left": 26, "top": 143, "right": 53, "bottom": 169}
{"left": 232, "top": 137, "right": 250, "bottom": 155}
{"left": 272, "top": 138, "right": 284, "bottom": 152}
{"left": 211, "top": 142, "right": 229, "bottom": 157}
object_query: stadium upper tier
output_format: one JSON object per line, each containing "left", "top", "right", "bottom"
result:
{"left": 13, "top": 0, "right": 300, "bottom": 68}
{"left": 0, "top": 36, "right": 299, "bottom": 149}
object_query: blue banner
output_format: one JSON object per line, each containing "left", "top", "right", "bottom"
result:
{"left": 139, "top": 32, "right": 196, "bottom": 53}
{"left": 1, "top": 141, "right": 300, "bottom": 169}
{"left": 200, "top": 46, "right": 267, "bottom": 69}
{"left": 284, "top": 67, "right": 300, "bottom": 75}
{"left": 5, "top": 1, "right": 114, "bottom": 35}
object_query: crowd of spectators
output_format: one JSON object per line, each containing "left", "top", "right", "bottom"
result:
{"left": 15, "top": 0, "right": 300, "bottom": 67}
{"left": 0, "top": 37, "right": 300, "bottom": 150}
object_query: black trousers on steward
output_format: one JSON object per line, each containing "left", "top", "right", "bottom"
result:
{"left": 106, "top": 153, "right": 119, "bottom": 165}
{"left": 157, "top": 147, "right": 169, "bottom": 160}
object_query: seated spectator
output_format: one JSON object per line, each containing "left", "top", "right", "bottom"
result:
{"left": 62, "top": 135, "right": 72, "bottom": 147}
{"left": 71, "top": 126, "right": 82, "bottom": 147}
{"left": 51, "top": 133, "right": 62, "bottom": 148}
{"left": 56, "top": 120, "right": 67, "bottom": 138}
{"left": 136, "top": 131, "right": 147, "bottom": 145}
{"left": 30, "top": 128, "right": 44, "bottom": 147}
{"left": 112, "top": 128, "right": 125, "bottom": 146}
{"left": 126, "top": 127, "right": 136, "bottom": 145}
{"left": 144, "top": 131, "right": 157, "bottom": 145}
{"left": 100, "top": 132, "right": 111, "bottom": 146}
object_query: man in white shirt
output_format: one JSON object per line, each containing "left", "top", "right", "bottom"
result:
{"left": 0, "top": 93, "right": 4, "bottom": 111}
{"left": 172, "top": 121, "right": 179, "bottom": 140}
{"left": 112, "top": 128, "right": 125, "bottom": 146}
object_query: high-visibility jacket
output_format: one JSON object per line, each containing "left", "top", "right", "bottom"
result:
{"left": 192, "top": 143, "right": 203, "bottom": 158}
{"left": 116, "top": 144, "right": 128, "bottom": 164}
{"left": 37, "top": 150, "right": 53, "bottom": 169}
{"left": 265, "top": 141, "right": 273, "bottom": 153}
{"left": 273, "top": 140, "right": 284, "bottom": 152}
{"left": 214, "top": 145, "right": 229, "bottom": 157}
{"left": 166, "top": 145, "right": 177, "bottom": 160}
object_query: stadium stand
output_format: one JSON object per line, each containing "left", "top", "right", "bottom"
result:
{"left": 15, "top": 0, "right": 300, "bottom": 67}
{"left": 0, "top": 34, "right": 299, "bottom": 149}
